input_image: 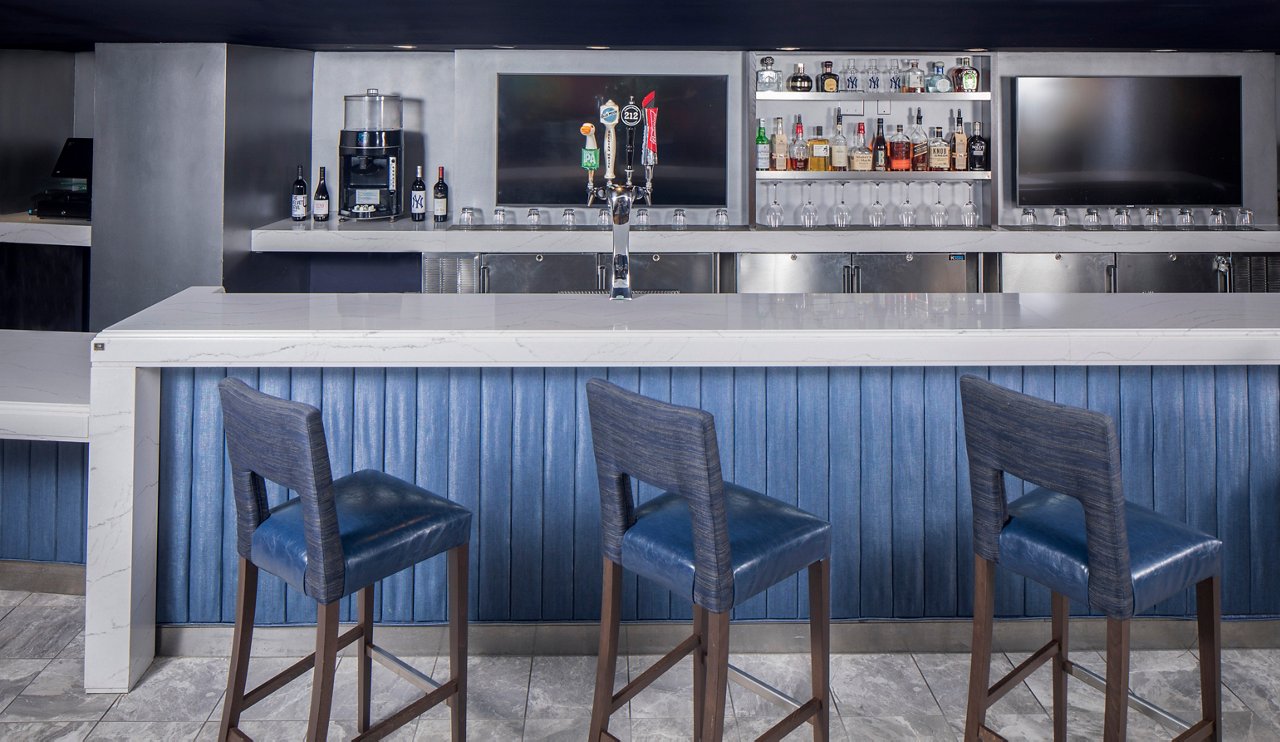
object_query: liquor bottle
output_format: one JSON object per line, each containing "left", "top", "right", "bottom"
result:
{"left": 949, "top": 110, "right": 969, "bottom": 171}
{"left": 888, "top": 59, "right": 904, "bottom": 92}
{"left": 929, "top": 127, "right": 950, "bottom": 171}
{"left": 786, "top": 63, "right": 813, "bottom": 92}
{"left": 871, "top": 118, "right": 888, "bottom": 171}
{"left": 888, "top": 125, "right": 912, "bottom": 171}
{"left": 410, "top": 165, "right": 427, "bottom": 221}
{"left": 807, "top": 126, "right": 830, "bottom": 171}
{"left": 903, "top": 59, "right": 926, "bottom": 93}
{"left": 842, "top": 58, "right": 861, "bottom": 92}
{"left": 788, "top": 116, "right": 809, "bottom": 171}
{"left": 910, "top": 108, "right": 929, "bottom": 172}
{"left": 817, "top": 61, "right": 840, "bottom": 93}
{"left": 851, "top": 121, "right": 873, "bottom": 172}
{"left": 432, "top": 166, "right": 449, "bottom": 223}
{"left": 290, "top": 165, "right": 308, "bottom": 221}
{"left": 313, "top": 166, "right": 330, "bottom": 222}
{"left": 967, "top": 121, "right": 989, "bottom": 170}
{"left": 755, "top": 119, "right": 770, "bottom": 171}
{"left": 830, "top": 113, "right": 849, "bottom": 171}
{"left": 771, "top": 116, "right": 789, "bottom": 170}
{"left": 926, "top": 63, "right": 952, "bottom": 93}
{"left": 756, "top": 56, "right": 782, "bottom": 92}
{"left": 951, "top": 56, "right": 980, "bottom": 93}
{"left": 865, "top": 59, "right": 882, "bottom": 93}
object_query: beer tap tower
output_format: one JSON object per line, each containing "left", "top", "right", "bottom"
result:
{"left": 582, "top": 92, "right": 656, "bottom": 300}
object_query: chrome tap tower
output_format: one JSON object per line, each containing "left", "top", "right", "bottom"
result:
{"left": 582, "top": 92, "right": 656, "bottom": 300}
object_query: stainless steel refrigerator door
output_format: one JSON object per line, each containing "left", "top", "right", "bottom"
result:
{"left": 479, "top": 253, "right": 600, "bottom": 293}
{"left": 1115, "top": 253, "right": 1226, "bottom": 293}
{"left": 850, "top": 253, "right": 976, "bottom": 293}
{"left": 615, "top": 253, "right": 718, "bottom": 294}
{"left": 735, "top": 253, "right": 852, "bottom": 294}
{"left": 999, "top": 252, "right": 1115, "bottom": 293}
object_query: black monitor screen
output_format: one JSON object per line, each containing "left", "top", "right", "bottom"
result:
{"left": 52, "top": 137, "right": 93, "bottom": 180}
{"left": 1013, "top": 77, "right": 1242, "bottom": 206}
{"left": 496, "top": 74, "right": 728, "bottom": 207}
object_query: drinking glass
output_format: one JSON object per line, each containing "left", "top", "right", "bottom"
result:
{"left": 714, "top": 208, "right": 730, "bottom": 228}
{"left": 493, "top": 207, "right": 509, "bottom": 227}
{"left": 1083, "top": 208, "right": 1100, "bottom": 230}
{"left": 869, "top": 181, "right": 886, "bottom": 228}
{"left": 598, "top": 208, "right": 611, "bottom": 227}
{"left": 764, "top": 183, "right": 784, "bottom": 228}
{"left": 527, "top": 208, "right": 541, "bottom": 228}
{"left": 459, "top": 207, "right": 476, "bottom": 228}
{"left": 1112, "top": 207, "right": 1130, "bottom": 230}
{"left": 800, "top": 182, "right": 819, "bottom": 228}
{"left": 1237, "top": 208, "right": 1254, "bottom": 228}
{"left": 1175, "top": 208, "right": 1194, "bottom": 230}
{"left": 634, "top": 208, "right": 650, "bottom": 228}
{"left": 960, "top": 183, "right": 978, "bottom": 228}
{"left": 930, "top": 182, "right": 947, "bottom": 228}
{"left": 1051, "top": 208, "right": 1068, "bottom": 230}
{"left": 1208, "top": 208, "right": 1225, "bottom": 230}
{"left": 561, "top": 208, "right": 576, "bottom": 227}
{"left": 672, "top": 208, "right": 687, "bottom": 230}
{"left": 899, "top": 181, "right": 915, "bottom": 228}
{"left": 832, "top": 182, "right": 852, "bottom": 228}
{"left": 1019, "top": 207, "right": 1037, "bottom": 228}
{"left": 1143, "top": 208, "right": 1162, "bottom": 229}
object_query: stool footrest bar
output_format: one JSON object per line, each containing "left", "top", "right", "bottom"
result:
{"left": 977, "top": 724, "right": 1009, "bottom": 742}
{"left": 988, "top": 638, "right": 1058, "bottom": 706}
{"left": 240, "top": 623, "right": 364, "bottom": 710}
{"left": 368, "top": 643, "right": 441, "bottom": 693}
{"left": 352, "top": 677, "right": 459, "bottom": 742}
{"left": 1066, "top": 661, "right": 1192, "bottom": 731}
{"left": 727, "top": 662, "right": 802, "bottom": 712}
{"left": 611, "top": 633, "right": 700, "bottom": 711}
{"left": 754, "top": 697, "right": 820, "bottom": 742}
{"left": 1171, "top": 718, "right": 1215, "bottom": 742}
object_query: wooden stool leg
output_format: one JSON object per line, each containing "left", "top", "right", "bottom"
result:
{"left": 218, "top": 559, "right": 258, "bottom": 741}
{"left": 1196, "top": 576, "right": 1222, "bottom": 741}
{"left": 965, "top": 555, "right": 996, "bottom": 741}
{"left": 589, "top": 559, "right": 623, "bottom": 741}
{"left": 809, "top": 558, "right": 831, "bottom": 742}
{"left": 449, "top": 544, "right": 469, "bottom": 742}
{"left": 306, "top": 601, "right": 341, "bottom": 742}
{"left": 700, "top": 611, "right": 731, "bottom": 742}
{"left": 1051, "top": 592, "right": 1069, "bottom": 742}
{"left": 692, "top": 604, "right": 708, "bottom": 741}
{"left": 1103, "top": 618, "right": 1129, "bottom": 742}
{"left": 357, "top": 586, "right": 374, "bottom": 733}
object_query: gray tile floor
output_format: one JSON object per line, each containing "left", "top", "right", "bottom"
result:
{"left": 1, "top": 589, "right": 1278, "bottom": 740}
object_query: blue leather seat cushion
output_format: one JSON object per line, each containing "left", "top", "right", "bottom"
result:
{"left": 999, "top": 488, "right": 1221, "bottom": 614}
{"left": 251, "top": 469, "right": 472, "bottom": 600}
{"left": 620, "top": 483, "right": 831, "bottom": 610}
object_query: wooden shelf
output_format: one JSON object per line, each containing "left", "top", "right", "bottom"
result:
{"left": 756, "top": 91, "right": 991, "bottom": 102}
{"left": 756, "top": 171, "right": 992, "bottom": 182}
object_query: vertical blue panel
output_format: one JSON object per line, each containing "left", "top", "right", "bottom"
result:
{"left": 987, "top": 367, "right": 1025, "bottom": 617}
{"left": 157, "top": 369, "right": 193, "bottom": 622}
{"left": 954, "top": 367, "right": 987, "bottom": 618}
{"left": 221, "top": 368, "right": 255, "bottom": 623}
{"left": 1120, "top": 367, "right": 1155, "bottom": 510}
{"left": 1215, "top": 366, "right": 1250, "bottom": 615}
{"left": 765, "top": 367, "right": 799, "bottom": 619}
{"left": 732, "top": 367, "right": 767, "bottom": 619}
{"left": 414, "top": 368, "right": 451, "bottom": 623}
{"left": 26, "top": 443, "right": 56, "bottom": 561}
{"left": 1182, "top": 367, "right": 1217, "bottom": 536}
{"left": 189, "top": 367, "right": 227, "bottom": 623}
{"left": 1, "top": 441, "right": 31, "bottom": 558}
{"left": 541, "top": 368, "right": 577, "bottom": 620}
{"left": 254, "top": 368, "right": 292, "bottom": 624}
{"left": 449, "top": 369, "right": 482, "bottom": 620}
{"left": 1247, "top": 366, "right": 1280, "bottom": 615}
{"left": 321, "top": 368, "right": 355, "bottom": 619}
{"left": 923, "top": 366, "right": 957, "bottom": 617}
{"left": 352, "top": 368, "right": 386, "bottom": 622}
{"left": 573, "top": 368, "right": 606, "bottom": 620}
{"left": 795, "top": 367, "right": 829, "bottom": 619}
{"left": 382, "top": 367, "right": 418, "bottom": 622}
{"left": 859, "top": 367, "right": 893, "bottom": 618}
{"left": 1020, "top": 367, "right": 1055, "bottom": 616}
{"left": 891, "top": 367, "right": 925, "bottom": 618}
{"left": 1151, "top": 366, "right": 1188, "bottom": 615}
{"left": 478, "top": 368, "right": 513, "bottom": 621}
{"left": 511, "top": 368, "right": 544, "bottom": 621}
{"left": 54, "top": 443, "right": 87, "bottom": 564}
{"left": 828, "top": 367, "right": 860, "bottom": 618}
{"left": 668, "top": 367, "right": 702, "bottom": 621}
{"left": 636, "top": 368, "right": 672, "bottom": 621}
{"left": 286, "top": 368, "right": 322, "bottom": 625}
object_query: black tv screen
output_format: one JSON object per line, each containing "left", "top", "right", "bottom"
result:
{"left": 1013, "top": 76, "right": 1242, "bottom": 206}
{"left": 496, "top": 73, "right": 728, "bottom": 207}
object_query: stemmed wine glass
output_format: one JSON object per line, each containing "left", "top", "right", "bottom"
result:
{"left": 800, "top": 181, "right": 819, "bottom": 228}
{"left": 868, "top": 181, "right": 885, "bottom": 228}
{"left": 833, "top": 181, "right": 852, "bottom": 228}
{"left": 763, "top": 182, "right": 784, "bottom": 228}
{"left": 930, "top": 181, "right": 947, "bottom": 228}
{"left": 960, "top": 182, "right": 978, "bottom": 228}
{"left": 899, "top": 180, "right": 916, "bottom": 228}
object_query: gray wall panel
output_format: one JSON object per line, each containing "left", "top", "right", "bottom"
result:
{"left": 91, "top": 43, "right": 228, "bottom": 329}
{"left": 0, "top": 50, "right": 75, "bottom": 213}
{"left": 223, "top": 45, "right": 312, "bottom": 293}
{"left": 73, "top": 51, "right": 95, "bottom": 138}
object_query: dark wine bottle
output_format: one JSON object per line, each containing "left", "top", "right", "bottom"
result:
{"left": 313, "top": 166, "right": 329, "bottom": 222}
{"left": 410, "top": 166, "right": 427, "bottom": 222}
{"left": 291, "top": 165, "right": 308, "bottom": 221}
{"left": 432, "top": 166, "right": 448, "bottom": 223}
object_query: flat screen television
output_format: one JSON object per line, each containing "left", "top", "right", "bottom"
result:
{"left": 496, "top": 73, "right": 728, "bottom": 207}
{"left": 1013, "top": 76, "right": 1242, "bottom": 206}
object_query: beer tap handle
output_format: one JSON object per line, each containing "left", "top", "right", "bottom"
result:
{"left": 621, "top": 96, "right": 641, "bottom": 186}
{"left": 580, "top": 122, "right": 599, "bottom": 205}
{"left": 600, "top": 99, "right": 619, "bottom": 183}
{"left": 641, "top": 91, "right": 657, "bottom": 204}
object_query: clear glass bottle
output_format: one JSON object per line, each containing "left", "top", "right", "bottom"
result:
{"left": 842, "top": 58, "right": 861, "bottom": 92}
{"left": 903, "top": 59, "right": 926, "bottom": 93}
{"left": 817, "top": 61, "right": 840, "bottom": 93}
{"left": 788, "top": 115, "right": 809, "bottom": 171}
{"left": 928, "top": 126, "right": 950, "bottom": 171}
{"left": 865, "top": 59, "right": 882, "bottom": 93}
{"left": 888, "top": 59, "right": 904, "bottom": 92}
{"left": 756, "top": 56, "right": 782, "bottom": 92}
{"left": 926, "top": 63, "right": 952, "bottom": 93}
{"left": 786, "top": 63, "right": 813, "bottom": 92}
{"left": 889, "top": 124, "right": 912, "bottom": 171}
{"left": 830, "top": 113, "right": 849, "bottom": 171}
{"left": 851, "top": 121, "right": 873, "bottom": 172}
{"left": 910, "top": 109, "right": 929, "bottom": 171}
{"left": 807, "top": 125, "right": 831, "bottom": 171}
{"left": 771, "top": 116, "right": 789, "bottom": 171}
{"left": 951, "top": 56, "right": 980, "bottom": 92}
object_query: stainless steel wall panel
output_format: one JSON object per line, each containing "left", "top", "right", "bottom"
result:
{"left": 73, "top": 52, "right": 95, "bottom": 138}
{"left": 0, "top": 50, "right": 75, "bottom": 213}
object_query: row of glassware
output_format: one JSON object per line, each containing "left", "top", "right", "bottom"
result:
{"left": 759, "top": 181, "right": 980, "bottom": 228}
{"left": 456, "top": 206, "right": 732, "bottom": 229}
{"left": 1018, "top": 206, "right": 1254, "bottom": 230}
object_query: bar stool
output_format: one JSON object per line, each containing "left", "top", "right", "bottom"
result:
{"left": 584, "top": 379, "right": 832, "bottom": 742}
{"left": 959, "top": 375, "right": 1222, "bottom": 742}
{"left": 216, "top": 378, "right": 472, "bottom": 741}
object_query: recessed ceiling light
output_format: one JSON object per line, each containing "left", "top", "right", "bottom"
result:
{"left": 393, "top": 44, "right": 417, "bottom": 50}
{"left": 1152, "top": 48, "right": 1177, "bottom": 52}
{"left": 966, "top": 47, "right": 988, "bottom": 52}
{"left": 494, "top": 45, "right": 516, "bottom": 49}
{"left": 778, "top": 47, "right": 800, "bottom": 51}
{"left": 587, "top": 45, "right": 610, "bottom": 50}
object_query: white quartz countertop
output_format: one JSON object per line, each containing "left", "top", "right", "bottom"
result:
{"left": 91, "top": 287, "right": 1280, "bottom": 368}
{"left": 0, "top": 330, "right": 93, "bottom": 441}
{"left": 0, "top": 212, "right": 92, "bottom": 247}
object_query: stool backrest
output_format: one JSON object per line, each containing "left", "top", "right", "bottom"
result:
{"left": 585, "top": 379, "right": 734, "bottom": 612}
{"left": 959, "top": 375, "right": 1133, "bottom": 618}
{"left": 218, "top": 378, "right": 344, "bottom": 602}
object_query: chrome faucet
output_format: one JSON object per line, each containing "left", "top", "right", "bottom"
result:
{"left": 582, "top": 93, "right": 655, "bottom": 300}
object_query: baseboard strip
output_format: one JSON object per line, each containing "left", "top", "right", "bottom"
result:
{"left": 0, "top": 559, "right": 84, "bottom": 595}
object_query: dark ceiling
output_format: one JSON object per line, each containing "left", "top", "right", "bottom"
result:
{"left": 2, "top": 0, "right": 1279, "bottom": 52}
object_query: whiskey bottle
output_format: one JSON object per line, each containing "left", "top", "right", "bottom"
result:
{"left": 842, "top": 58, "right": 862, "bottom": 92}
{"left": 756, "top": 56, "right": 782, "bottom": 92}
{"left": 755, "top": 119, "right": 770, "bottom": 171}
{"left": 786, "top": 63, "right": 814, "bottom": 92}
{"left": 771, "top": 116, "right": 789, "bottom": 170}
{"left": 903, "top": 59, "right": 926, "bottom": 93}
{"left": 888, "top": 124, "right": 912, "bottom": 171}
{"left": 817, "top": 61, "right": 840, "bottom": 93}
{"left": 928, "top": 127, "right": 950, "bottom": 171}
{"left": 967, "top": 121, "right": 989, "bottom": 171}
{"left": 871, "top": 118, "right": 888, "bottom": 171}
{"left": 951, "top": 56, "right": 980, "bottom": 93}
{"left": 830, "top": 113, "right": 849, "bottom": 171}
{"left": 949, "top": 110, "right": 969, "bottom": 171}
{"left": 807, "top": 126, "right": 831, "bottom": 171}
{"left": 788, "top": 116, "right": 809, "bottom": 171}
{"left": 910, "top": 108, "right": 929, "bottom": 172}
{"left": 851, "top": 121, "right": 873, "bottom": 172}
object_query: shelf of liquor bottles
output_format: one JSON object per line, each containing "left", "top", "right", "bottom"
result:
{"left": 757, "top": 171, "right": 991, "bottom": 182}
{"left": 755, "top": 91, "right": 991, "bottom": 102}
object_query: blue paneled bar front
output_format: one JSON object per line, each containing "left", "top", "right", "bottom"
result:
{"left": 155, "top": 364, "right": 1280, "bottom": 626}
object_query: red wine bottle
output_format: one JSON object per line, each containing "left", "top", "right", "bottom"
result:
{"left": 313, "top": 167, "right": 329, "bottom": 222}
{"left": 432, "top": 166, "right": 448, "bottom": 223}
{"left": 290, "top": 165, "right": 308, "bottom": 221}
{"left": 410, "top": 166, "right": 427, "bottom": 222}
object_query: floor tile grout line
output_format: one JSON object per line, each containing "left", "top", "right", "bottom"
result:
{"left": 909, "top": 651, "right": 951, "bottom": 720}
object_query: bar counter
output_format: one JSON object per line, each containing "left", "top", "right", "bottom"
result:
{"left": 85, "top": 288, "right": 1280, "bottom": 691}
